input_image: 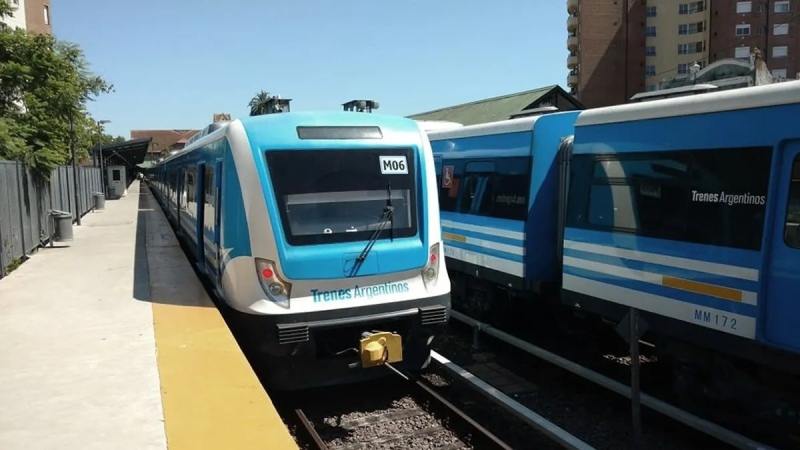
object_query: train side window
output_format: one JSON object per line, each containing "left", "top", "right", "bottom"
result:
{"left": 784, "top": 156, "right": 800, "bottom": 248}
{"left": 438, "top": 175, "right": 459, "bottom": 212}
{"left": 580, "top": 148, "right": 771, "bottom": 251}
{"left": 686, "top": 147, "right": 771, "bottom": 251}
{"left": 186, "top": 171, "right": 195, "bottom": 202}
{"left": 477, "top": 174, "right": 529, "bottom": 221}
{"left": 588, "top": 157, "right": 689, "bottom": 237}
{"left": 204, "top": 165, "right": 215, "bottom": 206}
{"left": 459, "top": 175, "right": 480, "bottom": 213}
{"left": 588, "top": 184, "right": 641, "bottom": 230}
{"left": 477, "top": 176, "right": 494, "bottom": 215}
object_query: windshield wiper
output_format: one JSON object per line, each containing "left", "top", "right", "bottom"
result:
{"left": 350, "top": 182, "right": 394, "bottom": 276}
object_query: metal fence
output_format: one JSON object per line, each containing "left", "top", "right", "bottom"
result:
{"left": 0, "top": 161, "right": 103, "bottom": 278}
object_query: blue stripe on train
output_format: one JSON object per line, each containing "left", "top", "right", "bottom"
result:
{"left": 564, "top": 265, "right": 759, "bottom": 318}
{"left": 441, "top": 212, "right": 525, "bottom": 234}
{"left": 564, "top": 227, "right": 761, "bottom": 270}
{"left": 563, "top": 248, "right": 759, "bottom": 293}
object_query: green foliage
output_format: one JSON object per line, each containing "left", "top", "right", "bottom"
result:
{"left": 0, "top": 0, "right": 11, "bottom": 19}
{"left": 249, "top": 90, "right": 274, "bottom": 116}
{"left": 0, "top": 2, "right": 116, "bottom": 179}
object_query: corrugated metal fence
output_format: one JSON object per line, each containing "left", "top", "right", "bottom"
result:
{"left": 0, "top": 161, "right": 103, "bottom": 279}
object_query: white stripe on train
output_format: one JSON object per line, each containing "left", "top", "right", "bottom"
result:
{"left": 443, "top": 245, "right": 524, "bottom": 278}
{"left": 563, "top": 274, "right": 756, "bottom": 339}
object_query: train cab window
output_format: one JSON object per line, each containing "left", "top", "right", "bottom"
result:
{"left": 265, "top": 149, "right": 418, "bottom": 246}
{"left": 784, "top": 156, "right": 800, "bottom": 248}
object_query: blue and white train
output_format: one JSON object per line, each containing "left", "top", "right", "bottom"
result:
{"left": 147, "top": 112, "right": 451, "bottom": 390}
{"left": 427, "top": 81, "right": 800, "bottom": 419}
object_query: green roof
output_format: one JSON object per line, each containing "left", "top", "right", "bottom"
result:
{"left": 408, "top": 85, "right": 575, "bottom": 126}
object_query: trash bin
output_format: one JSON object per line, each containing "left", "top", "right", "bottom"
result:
{"left": 93, "top": 192, "right": 106, "bottom": 211}
{"left": 50, "top": 210, "right": 74, "bottom": 242}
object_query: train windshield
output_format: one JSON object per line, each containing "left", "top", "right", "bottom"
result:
{"left": 265, "top": 148, "right": 418, "bottom": 246}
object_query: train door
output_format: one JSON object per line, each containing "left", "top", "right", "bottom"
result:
{"left": 199, "top": 163, "right": 216, "bottom": 277}
{"left": 195, "top": 163, "right": 205, "bottom": 262}
{"left": 213, "top": 160, "right": 223, "bottom": 283}
{"left": 107, "top": 165, "right": 126, "bottom": 199}
{"left": 763, "top": 141, "right": 800, "bottom": 352}
{"left": 556, "top": 136, "right": 574, "bottom": 264}
{"left": 175, "top": 170, "right": 182, "bottom": 229}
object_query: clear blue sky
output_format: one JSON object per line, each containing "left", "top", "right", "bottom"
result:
{"left": 52, "top": 1, "right": 568, "bottom": 139}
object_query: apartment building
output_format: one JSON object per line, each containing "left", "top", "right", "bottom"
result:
{"left": 1, "top": 0, "right": 28, "bottom": 30}
{"left": 0, "top": 0, "right": 51, "bottom": 34}
{"left": 567, "top": 0, "right": 799, "bottom": 108}
{"left": 566, "top": 0, "right": 646, "bottom": 108}
{"left": 644, "top": 0, "right": 712, "bottom": 91}
{"left": 24, "top": 0, "right": 50, "bottom": 35}
{"left": 711, "top": 0, "right": 797, "bottom": 80}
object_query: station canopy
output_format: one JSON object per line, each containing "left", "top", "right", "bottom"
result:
{"left": 93, "top": 138, "right": 152, "bottom": 171}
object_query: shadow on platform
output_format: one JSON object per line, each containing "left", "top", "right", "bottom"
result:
{"left": 132, "top": 184, "right": 213, "bottom": 308}
{"left": 133, "top": 187, "right": 152, "bottom": 302}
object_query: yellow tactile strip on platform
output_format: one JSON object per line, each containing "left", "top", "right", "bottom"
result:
{"left": 142, "top": 187, "right": 298, "bottom": 450}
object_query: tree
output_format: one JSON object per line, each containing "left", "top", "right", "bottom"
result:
{"left": 248, "top": 90, "right": 274, "bottom": 116}
{"left": 0, "top": 1, "right": 114, "bottom": 178}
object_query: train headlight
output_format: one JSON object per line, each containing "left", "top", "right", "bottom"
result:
{"left": 421, "top": 242, "right": 440, "bottom": 290}
{"left": 255, "top": 258, "right": 292, "bottom": 309}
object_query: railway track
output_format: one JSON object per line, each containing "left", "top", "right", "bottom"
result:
{"left": 445, "top": 309, "right": 778, "bottom": 450}
{"left": 282, "top": 357, "right": 594, "bottom": 450}
{"left": 288, "top": 369, "right": 512, "bottom": 450}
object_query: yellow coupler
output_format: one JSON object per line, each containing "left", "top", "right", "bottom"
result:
{"left": 359, "top": 332, "right": 404, "bottom": 368}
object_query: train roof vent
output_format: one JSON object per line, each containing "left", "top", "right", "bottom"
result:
{"left": 343, "top": 99, "right": 380, "bottom": 113}
{"left": 508, "top": 105, "right": 559, "bottom": 119}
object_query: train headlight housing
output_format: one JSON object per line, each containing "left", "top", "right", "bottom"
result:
{"left": 422, "top": 242, "right": 440, "bottom": 290}
{"left": 255, "top": 258, "right": 292, "bottom": 309}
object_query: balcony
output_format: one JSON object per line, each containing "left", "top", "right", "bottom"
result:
{"left": 567, "top": 0, "right": 578, "bottom": 15}
{"left": 567, "top": 73, "right": 579, "bottom": 87}
{"left": 567, "top": 15, "right": 578, "bottom": 33}
{"left": 567, "top": 34, "right": 578, "bottom": 51}
{"left": 567, "top": 54, "right": 579, "bottom": 69}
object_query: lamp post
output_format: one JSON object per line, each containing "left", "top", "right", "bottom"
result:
{"left": 69, "top": 113, "right": 82, "bottom": 226}
{"left": 96, "top": 119, "right": 111, "bottom": 199}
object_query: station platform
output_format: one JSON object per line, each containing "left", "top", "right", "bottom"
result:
{"left": 0, "top": 181, "right": 298, "bottom": 450}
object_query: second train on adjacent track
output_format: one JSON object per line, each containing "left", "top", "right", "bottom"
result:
{"left": 426, "top": 81, "right": 800, "bottom": 424}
